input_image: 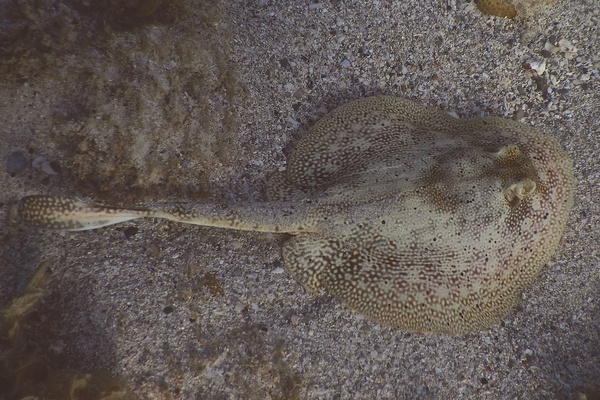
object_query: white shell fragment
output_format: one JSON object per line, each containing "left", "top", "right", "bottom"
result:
{"left": 526, "top": 60, "right": 546, "bottom": 76}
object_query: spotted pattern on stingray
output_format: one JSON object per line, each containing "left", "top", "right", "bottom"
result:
{"left": 269, "top": 96, "right": 574, "bottom": 334}
{"left": 19, "top": 96, "right": 574, "bottom": 334}
{"left": 476, "top": 0, "right": 517, "bottom": 18}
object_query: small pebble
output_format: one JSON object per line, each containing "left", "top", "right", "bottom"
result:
{"left": 513, "top": 110, "right": 526, "bottom": 121}
{"left": 544, "top": 41, "right": 560, "bottom": 54}
{"left": 124, "top": 226, "right": 139, "bottom": 239}
{"left": 234, "top": 303, "right": 245, "bottom": 313}
{"left": 32, "top": 156, "right": 46, "bottom": 170}
{"left": 287, "top": 116, "right": 300, "bottom": 129}
{"left": 341, "top": 59, "right": 351, "bottom": 68}
{"left": 526, "top": 60, "right": 546, "bottom": 76}
{"left": 6, "top": 151, "right": 28, "bottom": 174}
{"left": 284, "top": 82, "right": 295, "bottom": 92}
{"left": 42, "top": 160, "right": 61, "bottom": 175}
{"left": 32, "top": 156, "right": 60, "bottom": 175}
{"left": 532, "top": 76, "right": 548, "bottom": 94}
{"left": 279, "top": 58, "right": 290, "bottom": 68}
{"left": 558, "top": 38, "right": 576, "bottom": 52}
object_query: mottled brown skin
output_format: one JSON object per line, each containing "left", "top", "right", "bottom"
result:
{"left": 18, "top": 96, "right": 574, "bottom": 334}
{"left": 476, "top": 0, "right": 517, "bottom": 18}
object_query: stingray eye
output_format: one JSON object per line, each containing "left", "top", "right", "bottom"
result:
{"left": 494, "top": 144, "right": 522, "bottom": 160}
{"left": 503, "top": 178, "right": 537, "bottom": 207}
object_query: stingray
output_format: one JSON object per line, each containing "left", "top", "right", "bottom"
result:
{"left": 18, "top": 96, "right": 574, "bottom": 334}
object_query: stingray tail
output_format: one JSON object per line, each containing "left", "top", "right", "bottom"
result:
{"left": 18, "top": 195, "right": 150, "bottom": 231}
{"left": 18, "top": 195, "right": 314, "bottom": 233}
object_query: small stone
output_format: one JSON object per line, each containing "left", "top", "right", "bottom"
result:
{"left": 6, "top": 151, "right": 28, "bottom": 174}
{"left": 279, "top": 58, "right": 290, "bottom": 68}
{"left": 513, "top": 110, "right": 526, "bottom": 121}
{"left": 544, "top": 41, "right": 560, "bottom": 54}
{"left": 532, "top": 76, "right": 548, "bottom": 94}
{"left": 287, "top": 116, "right": 300, "bottom": 129}
{"left": 557, "top": 38, "right": 577, "bottom": 60}
{"left": 165, "top": 60, "right": 177, "bottom": 70}
{"left": 558, "top": 38, "right": 576, "bottom": 52}
{"left": 32, "top": 156, "right": 46, "bottom": 170}
{"left": 234, "top": 303, "right": 245, "bottom": 313}
{"left": 42, "top": 160, "right": 61, "bottom": 175}
{"left": 520, "top": 349, "right": 534, "bottom": 363}
{"left": 124, "top": 226, "right": 139, "bottom": 239}
{"left": 340, "top": 59, "right": 351, "bottom": 68}
{"left": 293, "top": 88, "right": 305, "bottom": 99}
{"left": 284, "top": 82, "right": 296, "bottom": 92}
{"left": 527, "top": 60, "right": 546, "bottom": 76}
{"left": 231, "top": 240, "right": 244, "bottom": 250}
{"left": 32, "top": 156, "right": 60, "bottom": 175}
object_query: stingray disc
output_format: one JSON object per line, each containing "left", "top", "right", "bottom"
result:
{"left": 268, "top": 96, "right": 574, "bottom": 334}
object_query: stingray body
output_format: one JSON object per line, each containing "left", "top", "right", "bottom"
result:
{"left": 18, "top": 96, "right": 574, "bottom": 334}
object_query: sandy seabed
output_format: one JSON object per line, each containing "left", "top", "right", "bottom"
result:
{"left": 1, "top": 0, "right": 598, "bottom": 399}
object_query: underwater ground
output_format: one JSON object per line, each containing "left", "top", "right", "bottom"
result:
{"left": 0, "top": 0, "right": 598, "bottom": 398}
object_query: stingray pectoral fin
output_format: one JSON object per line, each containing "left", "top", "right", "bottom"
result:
{"left": 18, "top": 195, "right": 148, "bottom": 231}
{"left": 282, "top": 235, "right": 340, "bottom": 293}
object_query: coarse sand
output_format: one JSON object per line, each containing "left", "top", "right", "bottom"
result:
{"left": 1, "top": 0, "right": 598, "bottom": 398}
